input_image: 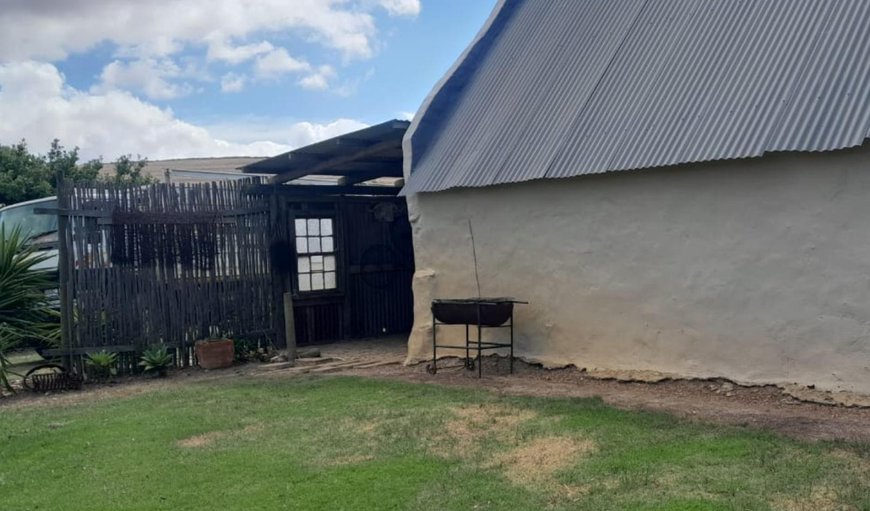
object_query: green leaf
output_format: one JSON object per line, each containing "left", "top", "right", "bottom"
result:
{"left": 0, "top": 225, "right": 60, "bottom": 392}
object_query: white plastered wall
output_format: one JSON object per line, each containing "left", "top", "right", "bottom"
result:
{"left": 403, "top": 144, "right": 870, "bottom": 395}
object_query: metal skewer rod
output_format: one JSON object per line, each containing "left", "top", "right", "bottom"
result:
{"left": 468, "top": 219, "right": 482, "bottom": 299}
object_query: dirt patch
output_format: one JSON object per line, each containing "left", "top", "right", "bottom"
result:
{"left": 1, "top": 366, "right": 253, "bottom": 411}
{"left": 433, "top": 404, "right": 593, "bottom": 502}
{"left": 2, "top": 378, "right": 174, "bottom": 410}
{"left": 771, "top": 486, "right": 855, "bottom": 511}
{"left": 176, "top": 423, "right": 263, "bottom": 449}
{"left": 649, "top": 471, "right": 721, "bottom": 503}
{"left": 9, "top": 340, "right": 870, "bottom": 444}
{"left": 356, "top": 419, "right": 380, "bottom": 436}
{"left": 342, "top": 357, "right": 870, "bottom": 442}
{"left": 490, "top": 435, "right": 596, "bottom": 488}
{"left": 327, "top": 454, "right": 375, "bottom": 466}
{"left": 828, "top": 449, "right": 870, "bottom": 472}
{"left": 177, "top": 431, "right": 225, "bottom": 448}
{"left": 434, "top": 403, "right": 537, "bottom": 456}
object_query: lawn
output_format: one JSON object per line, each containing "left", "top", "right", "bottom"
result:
{"left": 1, "top": 376, "right": 869, "bottom": 511}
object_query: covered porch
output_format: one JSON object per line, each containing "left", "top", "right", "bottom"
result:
{"left": 243, "top": 119, "right": 414, "bottom": 347}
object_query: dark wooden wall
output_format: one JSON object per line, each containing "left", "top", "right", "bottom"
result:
{"left": 56, "top": 180, "right": 274, "bottom": 362}
{"left": 268, "top": 195, "right": 414, "bottom": 346}
{"left": 55, "top": 180, "right": 414, "bottom": 368}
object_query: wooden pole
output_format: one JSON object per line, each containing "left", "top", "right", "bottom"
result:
{"left": 283, "top": 292, "right": 297, "bottom": 362}
{"left": 56, "top": 181, "right": 73, "bottom": 371}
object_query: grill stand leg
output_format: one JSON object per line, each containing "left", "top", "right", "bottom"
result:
{"left": 428, "top": 315, "right": 437, "bottom": 375}
{"left": 477, "top": 324, "right": 482, "bottom": 379}
{"left": 510, "top": 315, "right": 514, "bottom": 375}
{"left": 476, "top": 304, "right": 483, "bottom": 378}
{"left": 465, "top": 324, "right": 471, "bottom": 369}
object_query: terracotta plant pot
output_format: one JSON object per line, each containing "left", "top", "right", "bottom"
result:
{"left": 195, "top": 339, "right": 234, "bottom": 369}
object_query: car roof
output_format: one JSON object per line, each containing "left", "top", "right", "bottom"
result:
{"left": 0, "top": 196, "right": 57, "bottom": 212}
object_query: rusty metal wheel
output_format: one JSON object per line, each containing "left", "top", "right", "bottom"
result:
{"left": 22, "top": 364, "right": 65, "bottom": 391}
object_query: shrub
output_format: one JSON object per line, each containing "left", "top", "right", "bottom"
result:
{"left": 0, "top": 226, "right": 59, "bottom": 392}
{"left": 234, "top": 338, "right": 260, "bottom": 363}
{"left": 85, "top": 350, "right": 118, "bottom": 380}
{"left": 0, "top": 337, "right": 22, "bottom": 393}
{"left": 139, "top": 346, "right": 172, "bottom": 377}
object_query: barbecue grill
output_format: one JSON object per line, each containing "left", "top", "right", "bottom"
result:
{"left": 427, "top": 297, "right": 526, "bottom": 378}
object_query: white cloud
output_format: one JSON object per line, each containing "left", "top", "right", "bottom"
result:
{"left": 379, "top": 0, "right": 422, "bottom": 17}
{"left": 299, "top": 65, "right": 337, "bottom": 91}
{"left": 0, "top": 61, "right": 368, "bottom": 160}
{"left": 254, "top": 48, "right": 311, "bottom": 78}
{"left": 205, "top": 118, "right": 369, "bottom": 147}
{"left": 399, "top": 111, "right": 416, "bottom": 121}
{"left": 0, "top": 60, "right": 63, "bottom": 100}
{"left": 0, "top": 0, "right": 386, "bottom": 62}
{"left": 220, "top": 73, "right": 246, "bottom": 93}
{"left": 285, "top": 119, "right": 369, "bottom": 143}
{"left": 206, "top": 37, "right": 274, "bottom": 64}
{"left": 93, "top": 58, "right": 192, "bottom": 100}
{"left": 253, "top": 51, "right": 341, "bottom": 92}
{"left": 0, "top": 1, "right": 421, "bottom": 101}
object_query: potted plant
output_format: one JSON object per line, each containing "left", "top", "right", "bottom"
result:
{"left": 139, "top": 345, "right": 172, "bottom": 377}
{"left": 195, "top": 337, "right": 234, "bottom": 369}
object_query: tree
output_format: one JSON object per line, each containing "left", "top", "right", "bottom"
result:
{"left": 109, "top": 154, "right": 155, "bottom": 186}
{"left": 0, "top": 140, "right": 53, "bottom": 206}
{"left": 0, "top": 139, "right": 150, "bottom": 206}
{"left": 46, "top": 139, "right": 103, "bottom": 189}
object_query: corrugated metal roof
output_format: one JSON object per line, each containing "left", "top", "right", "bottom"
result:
{"left": 403, "top": 0, "right": 870, "bottom": 194}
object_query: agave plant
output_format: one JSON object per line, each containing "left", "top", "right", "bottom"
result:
{"left": 86, "top": 350, "right": 118, "bottom": 380}
{"left": 139, "top": 346, "right": 173, "bottom": 377}
{"left": 0, "top": 327, "right": 22, "bottom": 393}
{"left": 0, "top": 226, "right": 59, "bottom": 392}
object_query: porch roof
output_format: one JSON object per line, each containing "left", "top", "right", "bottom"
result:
{"left": 242, "top": 119, "right": 409, "bottom": 187}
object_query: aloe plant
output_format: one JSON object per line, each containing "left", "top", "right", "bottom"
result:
{"left": 0, "top": 226, "right": 59, "bottom": 392}
{"left": 86, "top": 350, "right": 118, "bottom": 380}
{"left": 0, "top": 331, "right": 22, "bottom": 393}
{"left": 139, "top": 346, "right": 172, "bottom": 377}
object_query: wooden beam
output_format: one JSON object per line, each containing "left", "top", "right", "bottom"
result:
{"left": 332, "top": 138, "right": 371, "bottom": 149}
{"left": 312, "top": 161, "right": 403, "bottom": 175}
{"left": 34, "top": 207, "right": 111, "bottom": 218}
{"left": 45, "top": 345, "right": 140, "bottom": 355}
{"left": 248, "top": 155, "right": 400, "bottom": 175}
{"left": 339, "top": 172, "right": 401, "bottom": 186}
{"left": 245, "top": 184, "right": 401, "bottom": 197}
{"left": 271, "top": 139, "right": 401, "bottom": 184}
{"left": 283, "top": 292, "right": 297, "bottom": 361}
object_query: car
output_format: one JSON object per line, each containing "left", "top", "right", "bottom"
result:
{"left": 0, "top": 197, "right": 60, "bottom": 353}
{"left": 0, "top": 196, "right": 59, "bottom": 275}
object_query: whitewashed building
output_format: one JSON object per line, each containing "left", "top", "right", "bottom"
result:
{"left": 402, "top": 0, "right": 870, "bottom": 395}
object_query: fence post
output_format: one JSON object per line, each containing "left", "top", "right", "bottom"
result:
{"left": 56, "top": 181, "right": 73, "bottom": 371}
{"left": 283, "top": 292, "right": 297, "bottom": 362}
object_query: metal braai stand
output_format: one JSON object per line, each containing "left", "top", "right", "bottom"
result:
{"left": 427, "top": 298, "right": 526, "bottom": 378}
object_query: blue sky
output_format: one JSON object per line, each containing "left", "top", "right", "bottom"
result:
{"left": 0, "top": 0, "right": 497, "bottom": 160}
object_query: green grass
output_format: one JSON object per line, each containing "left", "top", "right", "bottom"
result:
{"left": 1, "top": 376, "right": 869, "bottom": 510}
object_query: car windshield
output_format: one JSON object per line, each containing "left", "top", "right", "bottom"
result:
{"left": 0, "top": 200, "right": 58, "bottom": 240}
